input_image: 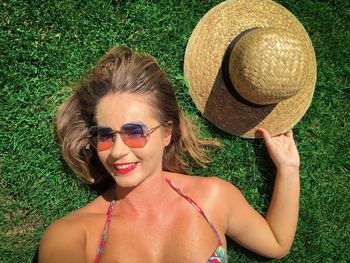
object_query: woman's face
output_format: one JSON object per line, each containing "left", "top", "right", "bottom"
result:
{"left": 94, "top": 92, "right": 171, "bottom": 188}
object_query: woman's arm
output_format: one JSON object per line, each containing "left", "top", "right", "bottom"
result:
{"left": 222, "top": 128, "right": 300, "bottom": 258}
{"left": 259, "top": 128, "right": 300, "bottom": 255}
{"left": 39, "top": 219, "right": 86, "bottom": 263}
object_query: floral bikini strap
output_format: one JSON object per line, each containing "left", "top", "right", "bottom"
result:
{"left": 93, "top": 199, "right": 116, "bottom": 263}
{"left": 165, "top": 178, "right": 223, "bottom": 245}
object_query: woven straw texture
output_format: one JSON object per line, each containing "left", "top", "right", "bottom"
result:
{"left": 184, "top": 0, "right": 316, "bottom": 138}
{"left": 229, "top": 28, "right": 309, "bottom": 105}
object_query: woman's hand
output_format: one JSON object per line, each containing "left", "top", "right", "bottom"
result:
{"left": 257, "top": 128, "right": 300, "bottom": 170}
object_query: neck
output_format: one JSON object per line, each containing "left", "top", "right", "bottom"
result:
{"left": 113, "top": 170, "right": 171, "bottom": 214}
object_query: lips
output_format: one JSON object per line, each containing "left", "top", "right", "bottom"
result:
{"left": 113, "top": 162, "right": 138, "bottom": 174}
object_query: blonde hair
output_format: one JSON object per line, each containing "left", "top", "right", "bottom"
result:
{"left": 56, "top": 46, "right": 221, "bottom": 183}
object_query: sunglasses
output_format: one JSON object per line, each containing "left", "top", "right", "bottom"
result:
{"left": 88, "top": 122, "right": 162, "bottom": 152}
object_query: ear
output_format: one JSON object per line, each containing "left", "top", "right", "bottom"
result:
{"left": 163, "top": 122, "right": 173, "bottom": 147}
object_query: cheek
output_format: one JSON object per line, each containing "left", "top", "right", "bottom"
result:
{"left": 137, "top": 137, "right": 165, "bottom": 161}
{"left": 148, "top": 135, "right": 166, "bottom": 152}
{"left": 148, "top": 143, "right": 165, "bottom": 163}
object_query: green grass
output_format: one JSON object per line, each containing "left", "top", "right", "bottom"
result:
{"left": 1, "top": 0, "right": 349, "bottom": 262}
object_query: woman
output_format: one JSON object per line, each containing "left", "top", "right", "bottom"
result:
{"left": 39, "top": 46, "right": 300, "bottom": 262}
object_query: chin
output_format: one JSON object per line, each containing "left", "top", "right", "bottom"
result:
{"left": 113, "top": 173, "right": 144, "bottom": 188}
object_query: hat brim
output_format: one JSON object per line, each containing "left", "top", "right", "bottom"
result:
{"left": 184, "top": 0, "right": 316, "bottom": 138}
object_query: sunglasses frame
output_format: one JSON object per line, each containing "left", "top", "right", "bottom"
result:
{"left": 87, "top": 122, "right": 162, "bottom": 151}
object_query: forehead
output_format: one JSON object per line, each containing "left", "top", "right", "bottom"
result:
{"left": 95, "top": 92, "right": 159, "bottom": 127}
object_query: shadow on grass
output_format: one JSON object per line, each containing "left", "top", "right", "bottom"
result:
{"left": 33, "top": 247, "right": 39, "bottom": 263}
{"left": 251, "top": 138, "right": 276, "bottom": 205}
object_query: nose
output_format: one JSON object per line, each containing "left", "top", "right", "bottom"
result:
{"left": 108, "top": 133, "right": 129, "bottom": 159}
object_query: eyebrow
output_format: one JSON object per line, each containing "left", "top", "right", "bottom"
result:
{"left": 94, "top": 121, "right": 148, "bottom": 130}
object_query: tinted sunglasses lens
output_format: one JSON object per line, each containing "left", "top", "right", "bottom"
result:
{"left": 121, "top": 124, "right": 147, "bottom": 148}
{"left": 98, "top": 129, "right": 114, "bottom": 151}
{"left": 89, "top": 127, "right": 114, "bottom": 152}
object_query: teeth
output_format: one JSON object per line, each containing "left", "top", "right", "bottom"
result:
{"left": 114, "top": 163, "right": 137, "bottom": 169}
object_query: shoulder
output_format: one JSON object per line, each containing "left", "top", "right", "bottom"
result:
{"left": 39, "top": 193, "right": 111, "bottom": 263}
{"left": 38, "top": 187, "right": 115, "bottom": 263}
{"left": 40, "top": 216, "right": 84, "bottom": 244}
{"left": 194, "top": 176, "right": 245, "bottom": 211}
{"left": 39, "top": 215, "right": 86, "bottom": 262}
{"left": 40, "top": 190, "right": 113, "bottom": 241}
{"left": 167, "top": 172, "right": 244, "bottom": 211}
{"left": 42, "top": 212, "right": 86, "bottom": 235}
{"left": 182, "top": 174, "right": 242, "bottom": 198}
{"left": 172, "top": 174, "right": 249, "bottom": 231}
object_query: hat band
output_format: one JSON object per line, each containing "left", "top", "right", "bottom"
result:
{"left": 221, "top": 27, "right": 274, "bottom": 108}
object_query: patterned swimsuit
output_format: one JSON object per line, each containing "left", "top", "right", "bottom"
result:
{"left": 93, "top": 178, "right": 228, "bottom": 263}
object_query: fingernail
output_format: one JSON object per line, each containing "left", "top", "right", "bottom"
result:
{"left": 256, "top": 129, "right": 262, "bottom": 137}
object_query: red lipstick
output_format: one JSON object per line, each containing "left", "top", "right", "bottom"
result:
{"left": 113, "top": 162, "right": 138, "bottom": 174}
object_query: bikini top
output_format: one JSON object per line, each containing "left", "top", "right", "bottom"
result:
{"left": 93, "top": 178, "right": 228, "bottom": 263}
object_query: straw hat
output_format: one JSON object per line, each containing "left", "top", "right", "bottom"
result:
{"left": 184, "top": 0, "right": 316, "bottom": 138}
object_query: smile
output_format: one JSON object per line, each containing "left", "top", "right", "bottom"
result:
{"left": 113, "top": 162, "right": 138, "bottom": 174}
